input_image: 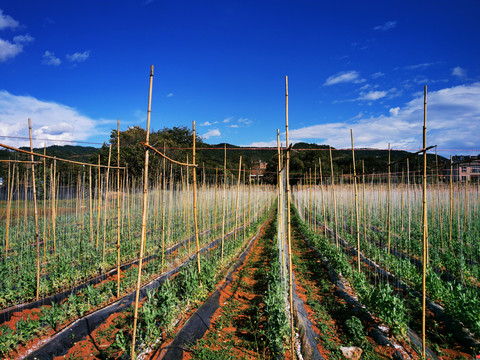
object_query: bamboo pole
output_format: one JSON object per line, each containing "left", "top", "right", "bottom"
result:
{"left": 362, "top": 160, "right": 367, "bottom": 248}
{"left": 319, "top": 159, "right": 327, "bottom": 239}
{"left": 351, "top": 130, "right": 361, "bottom": 272}
{"left": 387, "top": 143, "right": 391, "bottom": 255}
{"left": 214, "top": 167, "right": 218, "bottom": 231}
{"left": 131, "top": 65, "right": 154, "bottom": 360}
{"left": 422, "top": 85, "right": 428, "bottom": 359}
{"left": 285, "top": 76, "right": 295, "bottom": 359}
{"left": 0, "top": 142, "right": 124, "bottom": 169}
{"left": 89, "top": 166, "right": 93, "bottom": 245}
{"left": 277, "top": 130, "right": 285, "bottom": 280}
{"left": 96, "top": 155, "right": 101, "bottom": 248}
{"left": 43, "top": 145, "right": 46, "bottom": 264}
{"left": 5, "top": 163, "right": 12, "bottom": 256}
{"left": 28, "top": 119, "right": 41, "bottom": 301}
{"left": 186, "top": 155, "right": 191, "bottom": 255}
{"left": 329, "top": 146, "right": 338, "bottom": 248}
{"left": 102, "top": 144, "right": 112, "bottom": 264}
{"left": 234, "top": 156, "right": 242, "bottom": 243}
{"left": 221, "top": 144, "right": 226, "bottom": 261}
{"left": 192, "top": 121, "right": 201, "bottom": 281}
{"left": 116, "top": 119, "right": 121, "bottom": 298}
{"left": 449, "top": 156, "right": 453, "bottom": 248}
{"left": 52, "top": 158, "right": 57, "bottom": 256}
{"left": 16, "top": 168, "right": 20, "bottom": 243}
{"left": 162, "top": 143, "right": 166, "bottom": 269}
{"left": 24, "top": 170, "right": 28, "bottom": 228}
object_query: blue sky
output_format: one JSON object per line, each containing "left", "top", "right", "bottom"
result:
{"left": 0, "top": 1, "right": 479, "bottom": 156}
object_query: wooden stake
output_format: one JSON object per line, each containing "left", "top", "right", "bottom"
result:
{"left": 5, "top": 163, "right": 12, "bottom": 256}
{"left": 422, "top": 85, "right": 428, "bottom": 359}
{"left": 116, "top": 119, "right": 121, "bottom": 298}
{"left": 131, "top": 66, "right": 154, "bottom": 360}
{"left": 43, "top": 144, "right": 46, "bottom": 264}
{"left": 285, "top": 76, "right": 295, "bottom": 359}
{"left": 102, "top": 144, "right": 112, "bottom": 264}
{"left": 329, "top": 146, "right": 339, "bottom": 248}
{"left": 28, "top": 119, "right": 41, "bottom": 301}
{"left": 319, "top": 159, "right": 327, "bottom": 239}
{"left": 351, "top": 130, "right": 361, "bottom": 272}
{"left": 449, "top": 155, "right": 453, "bottom": 248}
{"left": 221, "top": 144, "right": 226, "bottom": 261}
{"left": 192, "top": 121, "right": 201, "bottom": 281}
{"left": 162, "top": 143, "right": 166, "bottom": 269}
{"left": 96, "top": 155, "right": 101, "bottom": 248}
{"left": 234, "top": 156, "right": 242, "bottom": 243}
{"left": 387, "top": 143, "right": 391, "bottom": 255}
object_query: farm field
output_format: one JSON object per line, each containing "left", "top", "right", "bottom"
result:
{"left": 0, "top": 76, "right": 478, "bottom": 360}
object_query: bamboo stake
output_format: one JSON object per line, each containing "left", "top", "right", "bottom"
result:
{"left": 277, "top": 130, "right": 285, "bottom": 280}
{"left": 24, "top": 170, "right": 28, "bottom": 228}
{"left": 52, "top": 158, "right": 57, "bottom": 256}
{"left": 5, "top": 163, "right": 12, "bottom": 256}
{"left": 319, "top": 159, "right": 327, "bottom": 239}
{"left": 186, "top": 155, "right": 191, "bottom": 256}
{"left": 28, "top": 119, "right": 41, "bottom": 301}
{"left": 234, "top": 156, "right": 242, "bottom": 243}
{"left": 422, "top": 85, "right": 428, "bottom": 359}
{"left": 351, "top": 130, "right": 361, "bottom": 272}
{"left": 43, "top": 144, "right": 46, "bottom": 264}
{"left": 221, "top": 144, "right": 226, "bottom": 261}
{"left": 192, "top": 121, "right": 201, "bottom": 281}
{"left": 116, "top": 119, "right": 121, "bottom": 298}
{"left": 214, "top": 167, "right": 218, "bottom": 231}
{"left": 362, "top": 160, "right": 367, "bottom": 248}
{"left": 285, "top": 76, "right": 295, "bottom": 359}
{"left": 131, "top": 65, "right": 154, "bottom": 360}
{"left": 102, "top": 144, "right": 112, "bottom": 264}
{"left": 329, "top": 146, "right": 338, "bottom": 248}
{"left": 16, "top": 168, "right": 20, "bottom": 243}
{"left": 162, "top": 143, "right": 166, "bottom": 269}
{"left": 449, "top": 156, "right": 453, "bottom": 248}
{"left": 89, "top": 166, "right": 93, "bottom": 244}
{"left": 96, "top": 155, "right": 101, "bottom": 248}
{"left": 387, "top": 143, "right": 391, "bottom": 255}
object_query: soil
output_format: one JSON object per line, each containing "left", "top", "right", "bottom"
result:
{"left": 180, "top": 217, "right": 274, "bottom": 359}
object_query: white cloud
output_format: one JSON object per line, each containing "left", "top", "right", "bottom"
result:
{"left": 13, "top": 34, "right": 34, "bottom": 44}
{"left": 374, "top": 21, "right": 397, "bottom": 31}
{"left": 202, "top": 128, "right": 221, "bottom": 139}
{"left": 372, "top": 72, "right": 384, "bottom": 79}
{"left": 0, "top": 38, "right": 22, "bottom": 62}
{"left": 244, "top": 140, "right": 278, "bottom": 147}
{"left": 238, "top": 117, "right": 253, "bottom": 126}
{"left": 324, "top": 71, "right": 365, "bottom": 86}
{"left": 230, "top": 124, "right": 239, "bottom": 128}
{"left": 0, "top": 34, "right": 34, "bottom": 62}
{"left": 357, "top": 90, "right": 388, "bottom": 101}
{"left": 389, "top": 107, "right": 400, "bottom": 117}
{"left": 286, "top": 83, "right": 480, "bottom": 152}
{"left": 452, "top": 66, "right": 466, "bottom": 78}
{"left": 0, "top": 9, "right": 19, "bottom": 30}
{"left": 0, "top": 90, "right": 110, "bottom": 147}
{"left": 66, "top": 50, "right": 90, "bottom": 62}
{"left": 223, "top": 117, "right": 232, "bottom": 123}
{"left": 404, "top": 62, "right": 441, "bottom": 70}
{"left": 166, "top": 92, "right": 174, "bottom": 98}
{"left": 200, "top": 121, "right": 212, "bottom": 126}
{"left": 42, "top": 51, "right": 61, "bottom": 66}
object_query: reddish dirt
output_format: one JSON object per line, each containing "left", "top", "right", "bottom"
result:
{"left": 291, "top": 226, "right": 399, "bottom": 359}
{"left": 164, "top": 215, "right": 273, "bottom": 359}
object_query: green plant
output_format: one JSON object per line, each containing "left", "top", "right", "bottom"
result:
{"left": 345, "top": 316, "right": 365, "bottom": 345}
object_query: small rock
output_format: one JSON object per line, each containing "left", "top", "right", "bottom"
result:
{"left": 340, "top": 346, "right": 363, "bottom": 360}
